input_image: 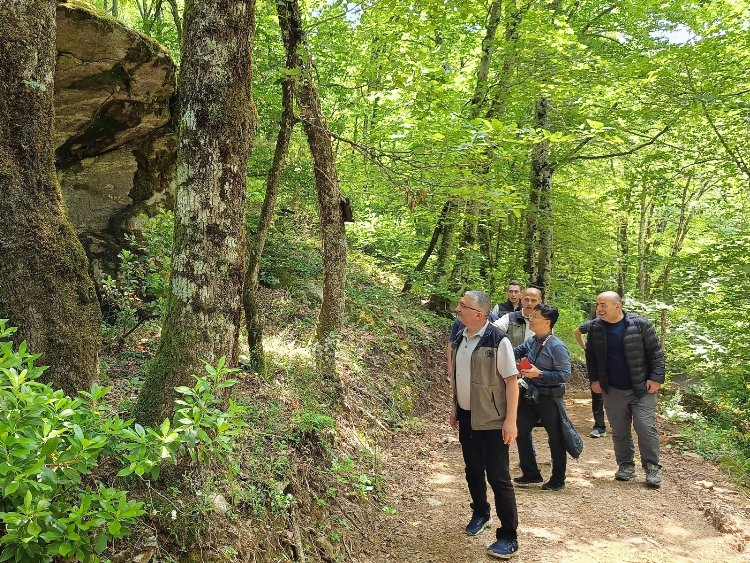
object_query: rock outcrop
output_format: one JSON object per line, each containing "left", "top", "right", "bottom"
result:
{"left": 55, "top": 1, "right": 176, "bottom": 275}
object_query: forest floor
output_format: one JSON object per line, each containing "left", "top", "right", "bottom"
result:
{"left": 362, "top": 381, "right": 750, "bottom": 562}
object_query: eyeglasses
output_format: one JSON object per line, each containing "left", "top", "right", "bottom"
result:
{"left": 457, "top": 301, "right": 482, "bottom": 313}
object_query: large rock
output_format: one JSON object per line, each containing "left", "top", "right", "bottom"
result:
{"left": 54, "top": 1, "right": 176, "bottom": 275}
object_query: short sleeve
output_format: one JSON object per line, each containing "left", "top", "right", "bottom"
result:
{"left": 496, "top": 338, "right": 519, "bottom": 378}
{"left": 493, "top": 314, "right": 510, "bottom": 332}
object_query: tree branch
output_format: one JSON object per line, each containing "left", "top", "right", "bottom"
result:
{"left": 566, "top": 125, "right": 670, "bottom": 162}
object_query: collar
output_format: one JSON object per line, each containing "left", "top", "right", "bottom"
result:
{"left": 462, "top": 320, "right": 490, "bottom": 339}
{"left": 534, "top": 332, "right": 553, "bottom": 341}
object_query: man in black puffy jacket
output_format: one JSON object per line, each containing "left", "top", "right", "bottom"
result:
{"left": 585, "top": 291, "right": 665, "bottom": 488}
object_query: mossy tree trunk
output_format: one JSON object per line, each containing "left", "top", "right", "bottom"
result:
{"left": 279, "top": 0, "right": 346, "bottom": 405}
{"left": 525, "top": 96, "right": 553, "bottom": 299}
{"left": 135, "top": 0, "right": 257, "bottom": 426}
{"left": 243, "top": 35, "right": 297, "bottom": 376}
{"left": 0, "top": 0, "right": 101, "bottom": 395}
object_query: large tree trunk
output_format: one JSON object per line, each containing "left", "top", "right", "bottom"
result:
{"left": 526, "top": 97, "right": 553, "bottom": 298}
{"left": 0, "top": 0, "right": 101, "bottom": 395}
{"left": 243, "top": 25, "right": 297, "bottom": 376}
{"left": 280, "top": 0, "right": 346, "bottom": 405}
{"left": 135, "top": 0, "right": 256, "bottom": 426}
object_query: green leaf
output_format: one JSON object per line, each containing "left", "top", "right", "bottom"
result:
{"left": 59, "top": 541, "right": 72, "bottom": 556}
{"left": 26, "top": 520, "right": 41, "bottom": 537}
{"left": 94, "top": 532, "right": 108, "bottom": 554}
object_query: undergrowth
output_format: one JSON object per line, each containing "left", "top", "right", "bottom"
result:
{"left": 88, "top": 211, "right": 447, "bottom": 560}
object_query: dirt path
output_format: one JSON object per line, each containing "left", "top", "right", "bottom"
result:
{"left": 366, "top": 391, "right": 750, "bottom": 562}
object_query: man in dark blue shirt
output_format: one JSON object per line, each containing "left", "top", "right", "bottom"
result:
{"left": 585, "top": 291, "right": 665, "bottom": 488}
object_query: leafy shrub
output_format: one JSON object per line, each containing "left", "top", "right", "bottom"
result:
{"left": 100, "top": 210, "right": 174, "bottom": 330}
{"left": 0, "top": 320, "right": 245, "bottom": 562}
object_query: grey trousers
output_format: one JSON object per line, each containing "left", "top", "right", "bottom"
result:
{"left": 602, "top": 387, "right": 660, "bottom": 468}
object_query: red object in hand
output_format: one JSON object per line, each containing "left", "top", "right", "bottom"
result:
{"left": 517, "top": 358, "right": 532, "bottom": 371}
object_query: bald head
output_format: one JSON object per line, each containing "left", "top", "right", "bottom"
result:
{"left": 521, "top": 287, "right": 542, "bottom": 316}
{"left": 596, "top": 291, "right": 624, "bottom": 323}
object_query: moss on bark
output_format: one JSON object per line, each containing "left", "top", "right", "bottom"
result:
{"left": 134, "top": 0, "right": 257, "bottom": 426}
{"left": 0, "top": 0, "right": 101, "bottom": 395}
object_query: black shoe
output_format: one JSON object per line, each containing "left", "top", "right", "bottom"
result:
{"left": 541, "top": 480, "right": 565, "bottom": 491}
{"left": 645, "top": 463, "right": 662, "bottom": 488}
{"left": 513, "top": 475, "right": 543, "bottom": 485}
{"left": 615, "top": 462, "right": 636, "bottom": 481}
{"left": 487, "top": 537, "right": 519, "bottom": 559}
{"left": 465, "top": 512, "right": 491, "bottom": 536}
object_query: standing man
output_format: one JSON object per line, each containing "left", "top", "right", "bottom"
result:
{"left": 494, "top": 287, "right": 542, "bottom": 347}
{"left": 450, "top": 290, "right": 520, "bottom": 559}
{"left": 575, "top": 321, "right": 607, "bottom": 438}
{"left": 584, "top": 291, "right": 665, "bottom": 487}
{"left": 492, "top": 281, "right": 523, "bottom": 316}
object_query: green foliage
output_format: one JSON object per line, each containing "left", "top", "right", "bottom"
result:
{"left": 328, "top": 455, "right": 378, "bottom": 501}
{"left": 0, "top": 320, "right": 244, "bottom": 562}
{"left": 100, "top": 211, "right": 173, "bottom": 331}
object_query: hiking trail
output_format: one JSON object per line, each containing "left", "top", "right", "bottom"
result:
{"left": 365, "top": 387, "right": 750, "bottom": 562}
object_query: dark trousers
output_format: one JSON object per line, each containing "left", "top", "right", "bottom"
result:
{"left": 516, "top": 395, "right": 567, "bottom": 483}
{"left": 592, "top": 391, "right": 606, "bottom": 430}
{"left": 457, "top": 408, "right": 518, "bottom": 540}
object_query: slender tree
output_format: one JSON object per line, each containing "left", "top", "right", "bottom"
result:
{"left": 278, "top": 0, "right": 347, "bottom": 404}
{"left": 244, "top": 25, "right": 298, "bottom": 375}
{"left": 135, "top": 0, "right": 256, "bottom": 425}
{"left": 0, "top": 0, "right": 102, "bottom": 395}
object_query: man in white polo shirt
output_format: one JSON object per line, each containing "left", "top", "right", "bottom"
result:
{"left": 449, "top": 290, "right": 520, "bottom": 559}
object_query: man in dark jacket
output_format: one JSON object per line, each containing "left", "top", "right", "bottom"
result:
{"left": 585, "top": 291, "right": 666, "bottom": 488}
{"left": 491, "top": 281, "right": 523, "bottom": 316}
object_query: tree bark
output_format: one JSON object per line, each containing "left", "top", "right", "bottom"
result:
{"left": 428, "top": 204, "right": 458, "bottom": 312}
{"left": 449, "top": 200, "right": 480, "bottom": 293}
{"left": 636, "top": 186, "right": 655, "bottom": 298}
{"left": 616, "top": 181, "right": 633, "bottom": 297}
{"left": 526, "top": 97, "right": 553, "bottom": 298}
{"left": 470, "top": 0, "right": 503, "bottom": 111}
{"left": 0, "top": 0, "right": 102, "bottom": 395}
{"left": 135, "top": 0, "right": 256, "bottom": 426}
{"left": 243, "top": 17, "right": 297, "bottom": 375}
{"left": 279, "top": 0, "right": 346, "bottom": 405}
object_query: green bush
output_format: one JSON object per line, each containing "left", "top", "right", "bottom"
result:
{"left": 100, "top": 210, "right": 174, "bottom": 331}
{"left": 0, "top": 320, "right": 245, "bottom": 562}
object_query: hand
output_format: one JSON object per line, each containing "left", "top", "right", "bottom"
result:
{"left": 591, "top": 381, "right": 602, "bottom": 394}
{"left": 646, "top": 380, "right": 662, "bottom": 393}
{"left": 520, "top": 365, "right": 541, "bottom": 379}
{"left": 450, "top": 411, "right": 458, "bottom": 430}
{"left": 502, "top": 419, "right": 517, "bottom": 445}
